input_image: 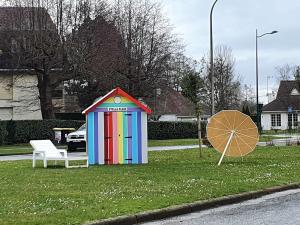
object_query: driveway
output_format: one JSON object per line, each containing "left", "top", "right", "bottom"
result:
{"left": 141, "top": 189, "right": 300, "bottom": 225}
{"left": 258, "top": 134, "right": 300, "bottom": 146}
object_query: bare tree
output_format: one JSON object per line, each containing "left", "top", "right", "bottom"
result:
{"left": 65, "top": 14, "right": 127, "bottom": 109}
{"left": 112, "top": 0, "right": 182, "bottom": 97}
{"left": 275, "top": 64, "right": 295, "bottom": 81}
{"left": 201, "top": 45, "right": 241, "bottom": 112}
{"left": 166, "top": 53, "right": 201, "bottom": 92}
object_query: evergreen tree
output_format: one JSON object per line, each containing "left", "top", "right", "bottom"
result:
{"left": 294, "top": 66, "right": 300, "bottom": 80}
{"left": 242, "top": 103, "right": 251, "bottom": 116}
{"left": 181, "top": 72, "right": 204, "bottom": 105}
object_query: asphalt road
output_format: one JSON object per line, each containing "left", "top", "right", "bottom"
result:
{"left": 142, "top": 189, "right": 300, "bottom": 225}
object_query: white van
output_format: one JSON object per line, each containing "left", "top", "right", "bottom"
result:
{"left": 66, "top": 124, "right": 86, "bottom": 151}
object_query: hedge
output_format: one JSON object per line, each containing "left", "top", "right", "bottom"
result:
{"left": 148, "top": 121, "right": 207, "bottom": 140}
{"left": 55, "top": 113, "right": 85, "bottom": 121}
{"left": 0, "top": 121, "right": 7, "bottom": 145}
{"left": 0, "top": 120, "right": 84, "bottom": 145}
{"left": 0, "top": 120, "right": 207, "bottom": 145}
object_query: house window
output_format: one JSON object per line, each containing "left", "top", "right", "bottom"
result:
{"left": 288, "top": 114, "right": 292, "bottom": 127}
{"left": 293, "top": 114, "right": 298, "bottom": 126}
{"left": 271, "top": 114, "right": 281, "bottom": 127}
{"left": 288, "top": 113, "right": 298, "bottom": 127}
{"left": 271, "top": 114, "right": 276, "bottom": 127}
{"left": 277, "top": 114, "right": 281, "bottom": 126}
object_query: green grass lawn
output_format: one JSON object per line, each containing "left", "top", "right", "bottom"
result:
{"left": 149, "top": 136, "right": 286, "bottom": 146}
{"left": 261, "top": 130, "right": 300, "bottom": 135}
{"left": 0, "top": 146, "right": 299, "bottom": 225}
{"left": 0, "top": 145, "right": 32, "bottom": 155}
{"left": 259, "top": 136, "right": 286, "bottom": 142}
{"left": 148, "top": 138, "right": 198, "bottom": 147}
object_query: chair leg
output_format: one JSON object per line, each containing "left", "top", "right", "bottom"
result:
{"left": 65, "top": 159, "right": 69, "bottom": 168}
{"left": 44, "top": 158, "right": 47, "bottom": 168}
{"left": 54, "top": 160, "right": 57, "bottom": 166}
{"left": 32, "top": 157, "right": 36, "bottom": 168}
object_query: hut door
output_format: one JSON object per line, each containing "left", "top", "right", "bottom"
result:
{"left": 103, "top": 111, "right": 140, "bottom": 165}
{"left": 124, "top": 112, "right": 132, "bottom": 164}
{"left": 104, "top": 112, "right": 113, "bottom": 164}
{"left": 116, "top": 111, "right": 133, "bottom": 164}
{"left": 121, "top": 111, "right": 141, "bottom": 164}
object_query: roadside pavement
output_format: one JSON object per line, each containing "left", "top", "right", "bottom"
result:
{"left": 141, "top": 188, "right": 300, "bottom": 225}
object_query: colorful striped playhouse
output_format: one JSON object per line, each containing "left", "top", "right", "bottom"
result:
{"left": 82, "top": 87, "right": 152, "bottom": 165}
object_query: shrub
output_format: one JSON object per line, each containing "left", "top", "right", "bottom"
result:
{"left": 55, "top": 113, "right": 85, "bottom": 121}
{"left": 6, "top": 120, "right": 16, "bottom": 144}
{"left": 148, "top": 121, "right": 207, "bottom": 140}
{"left": 0, "top": 121, "right": 8, "bottom": 145}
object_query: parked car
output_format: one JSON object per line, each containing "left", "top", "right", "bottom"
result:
{"left": 66, "top": 124, "right": 86, "bottom": 151}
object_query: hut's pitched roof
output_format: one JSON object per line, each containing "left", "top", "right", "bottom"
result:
{"left": 82, "top": 87, "right": 152, "bottom": 115}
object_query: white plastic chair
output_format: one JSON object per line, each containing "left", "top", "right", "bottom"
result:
{"left": 30, "top": 140, "right": 69, "bottom": 168}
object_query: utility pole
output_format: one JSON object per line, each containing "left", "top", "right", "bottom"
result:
{"left": 256, "top": 29, "right": 278, "bottom": 132}
{"left": 210, "top": 0, "right": 219, "bottom": 116}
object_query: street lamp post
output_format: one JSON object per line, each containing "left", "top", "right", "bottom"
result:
{"left": 256, "top": 29, "right": 278, "bottom": 132}
{"left": 210, "top": 0, "right": 219, "bottom": 116}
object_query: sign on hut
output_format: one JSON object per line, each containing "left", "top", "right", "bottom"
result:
{"left": 82, "top": 87, "right": 152, "bottom": 165}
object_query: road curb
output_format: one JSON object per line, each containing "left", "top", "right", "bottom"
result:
{"left": 85, "top": 183, "right": 300, "bottom": 225}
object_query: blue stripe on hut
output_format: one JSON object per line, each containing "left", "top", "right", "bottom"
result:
{"left": 137, "top": 112, "right": 142, "bottom": 164}
{"left": 132, "top": 112, "right": 138, "bottom": 164}
{"left": 94, "top": 112, "right": 99, "bottom": 164}
{"left": 87, "top": 112, "right": 95, "bottom": 164}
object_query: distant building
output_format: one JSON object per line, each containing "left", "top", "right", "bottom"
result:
{"left": 0, "top": 7, "right": 73, "bottom": 120}
{"left": 261, "top": 80, "right": 300, "bottom": 130}
{"left": 0, "top": 7, "right": 54, "bottom": 120}
{"left": 144, "top": 86, "right": 210, "bottom": 122}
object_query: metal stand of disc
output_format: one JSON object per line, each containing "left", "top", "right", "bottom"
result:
{"left": 218, "top": 130, "right": 235, "bottom": 166}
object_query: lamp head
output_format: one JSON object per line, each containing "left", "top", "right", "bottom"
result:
{"left": 271, "top": 30, "right": 278, "bottom": 34}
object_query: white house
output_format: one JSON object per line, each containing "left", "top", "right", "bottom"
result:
{"left": 261, "top": 80, "right": 300, "bottom": 131}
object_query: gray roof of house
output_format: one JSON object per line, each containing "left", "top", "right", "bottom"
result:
{"left": 0, "top": 7, "right": 56, "bottom": 69}
{"left": 0, "top": 7, "right": 55, "bottom": 31}
{"left": 262, "top": 80, "right": 300, "bottom": 112}
{"left": 144, "top": 86, "right": 198, "bottom": 116}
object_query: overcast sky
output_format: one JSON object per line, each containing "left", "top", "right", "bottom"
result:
{"left": 162, "top": 0, "right": 300, "bottom": 103}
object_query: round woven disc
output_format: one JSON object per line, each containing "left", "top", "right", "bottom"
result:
{"left": 207, "top": 110, "right": 259, "bottom": 157}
